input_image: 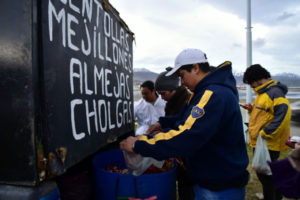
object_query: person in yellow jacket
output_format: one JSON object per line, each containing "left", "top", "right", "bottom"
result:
{"left": 241, "top": 64, "right": 291, "bottom": 200}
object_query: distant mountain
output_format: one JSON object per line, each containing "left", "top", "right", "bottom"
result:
{"left": 273, "top": 73, "right": 300, "bottom": 87}
{"left": 134, "top": 68, "right": 300, "bottom": 87}
{"left": 275, "top": 72, "right": 300, "bottom": 79}
{"left": 134, "top": 68, "right": 152, "bottom": 72}
{"left": 133, "top": 68, "right": 158, "bottom": 85}
{"left": 234, "top": 72, "right": 300, "bottom": 87}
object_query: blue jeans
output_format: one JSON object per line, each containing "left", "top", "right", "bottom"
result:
{"left": 194, "top": 185, "right": 245, "bottom": 200}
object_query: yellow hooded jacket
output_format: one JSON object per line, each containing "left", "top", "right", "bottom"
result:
{"left": 248, "top": 79, "right": 291, "bottom": 151}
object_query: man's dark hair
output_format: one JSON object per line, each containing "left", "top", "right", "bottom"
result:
{"left": 140, "top": 80, "right": 155, "bottom": 91}
{"left": 243, "top": 64, "right": 271, "bottom": 84}
{"left": 180, "top": 62, "right": 211, "bottom": 73}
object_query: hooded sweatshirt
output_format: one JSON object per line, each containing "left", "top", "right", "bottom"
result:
{"left": 248, "top": 79, "right": 291, "bottom": 151}
{"left": 133, "top": 61, "right": 249, "bottom": 191}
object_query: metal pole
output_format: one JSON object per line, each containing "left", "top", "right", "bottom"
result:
{"left": 246, "top": 0, "right": 253, "bottom": 122}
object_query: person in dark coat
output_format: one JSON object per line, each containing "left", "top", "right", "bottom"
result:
{"left": 269, "top": 142, "right": 300, "bottom": 199}
{"left": 155, "top": 67, "right": 193, "bottom": 200}
{"left": 155, "top": 67, "right": 191, "bottom": 116}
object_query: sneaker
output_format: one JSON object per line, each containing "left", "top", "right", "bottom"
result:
{"left": 255, "top": 192, "right": 264, "bottom": 200}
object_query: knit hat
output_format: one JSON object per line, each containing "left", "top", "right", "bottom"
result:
{"left": 166, "top": 48, "right": 208, "bottom": 76}
{"left": 155, "top": 67, "right": 180, "bottom": 91}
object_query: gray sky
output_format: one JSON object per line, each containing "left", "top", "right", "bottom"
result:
{"left": 109, "top": 0, "right": 300, "bottom": 75}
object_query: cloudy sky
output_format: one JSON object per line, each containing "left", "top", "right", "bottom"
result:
{"left": 109, "top": 0, "right": 300, "bottom": 75}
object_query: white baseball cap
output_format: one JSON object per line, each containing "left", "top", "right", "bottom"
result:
{"left": 166, "top": 48, "right": 208, "bottom": 76}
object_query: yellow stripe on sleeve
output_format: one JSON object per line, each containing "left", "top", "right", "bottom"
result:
{"left": 139, "top": 90, "right": 214, "bottom": 145}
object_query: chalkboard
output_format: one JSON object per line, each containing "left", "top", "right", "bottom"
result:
{"left": 41, "top": 0, "right": 134, "bottom": 171}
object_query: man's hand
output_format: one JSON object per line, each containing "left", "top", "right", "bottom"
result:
{"left": 146, "top": 122, "right": 162, "bottom": 134}
{"left": 240, "top": 103, "right": 252, "bottom": 111}
{"left": 120, "top": 136, "right": 139, "bottom": 153}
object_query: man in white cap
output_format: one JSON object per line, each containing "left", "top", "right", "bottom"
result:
{"left": 121, "top": 48, "right": 249, "bottom": 200}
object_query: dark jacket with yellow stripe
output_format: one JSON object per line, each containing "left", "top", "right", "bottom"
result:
{"left": 248, "top": 79, "right": 291, "bottom": 151}
{"left": 133, "top": 62, "right": 249, "bottom": 190}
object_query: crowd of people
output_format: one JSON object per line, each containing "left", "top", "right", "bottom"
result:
{"left": 121, "top": 48, "right": 300, "bottom": 200}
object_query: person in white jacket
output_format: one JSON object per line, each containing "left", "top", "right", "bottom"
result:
{"left": 134, "top": 80, "right": 166, "bottom": 135}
